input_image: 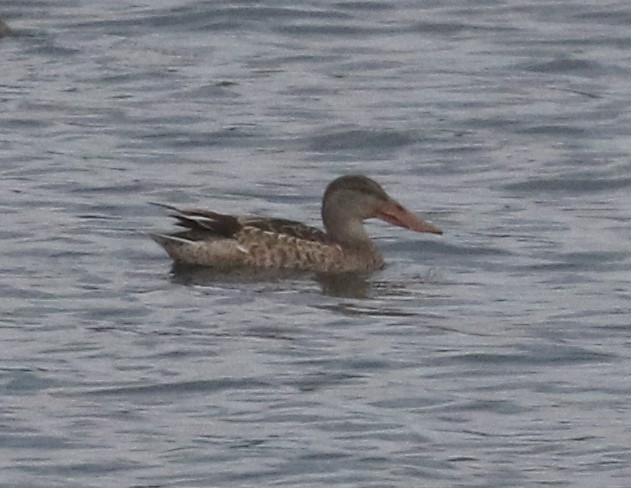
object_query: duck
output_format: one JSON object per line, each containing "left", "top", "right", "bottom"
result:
{"left": 0, "top": 19, "right": 10, "bottom": 38}
{"left": 150, "top": 175, "right": 442, "bottom": 273}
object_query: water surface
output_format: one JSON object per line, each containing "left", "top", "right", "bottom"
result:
{"left": 1, "top": 1, "right": 631, "bottom": 487}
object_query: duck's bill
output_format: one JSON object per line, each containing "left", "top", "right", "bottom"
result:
{"left": 377, "top": 201, "right": 443, "bottom": 235}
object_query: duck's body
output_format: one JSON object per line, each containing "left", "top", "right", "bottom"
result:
{"left": 0, "top": 19, "right": 11, "bottom": 38}
{"left": 151, "top": 175, "right": 441, "bottom": 273}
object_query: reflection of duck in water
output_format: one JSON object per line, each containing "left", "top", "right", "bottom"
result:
{"left": 151, "top": 175, "right": 442, "bottom": 273}
{"left": 0, "top": 19, "right": 11, "bottom": 38}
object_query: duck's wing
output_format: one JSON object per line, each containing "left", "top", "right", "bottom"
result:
{"left": 152, "top": 204, "right": 332, "bottom": 244}
{"left": 150, "top": 203, "right": 241, "bottom": 240}
{"left": 241, "top": 217, "right": 333, "bottom": 244}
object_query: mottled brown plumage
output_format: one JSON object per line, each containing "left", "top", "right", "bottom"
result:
{"left": 150, "top": 175, "right": 442, "bottom": 273}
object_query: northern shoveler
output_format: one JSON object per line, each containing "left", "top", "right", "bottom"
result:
{"left": 150, "top": 175, "right": 442, "bottom": 273}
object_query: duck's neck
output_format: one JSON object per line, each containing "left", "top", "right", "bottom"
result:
{"left": 322, "top": 206, "right": 373, "bottom": 249}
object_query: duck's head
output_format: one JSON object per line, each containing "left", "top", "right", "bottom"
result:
{"left": 321, "top": 175, "right": 442, "bottom": 246}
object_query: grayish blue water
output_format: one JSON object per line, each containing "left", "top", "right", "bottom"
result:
{"left": 2, "top": 1, "right": 631, "bottom": 486}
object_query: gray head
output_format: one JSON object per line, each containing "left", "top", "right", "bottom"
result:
{"left": 321, "top": 175, "right": 442, "bottom": 246}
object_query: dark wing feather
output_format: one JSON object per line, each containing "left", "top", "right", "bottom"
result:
{"left": 174, "top": 210, "right": 242, "bottom": 238}
{"left": 153, "top": 204, "right": 242, "bottom": 239}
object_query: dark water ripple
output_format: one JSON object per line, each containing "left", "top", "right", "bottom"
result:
{"left": 506, "top": 175, "right": 631, "bottom": 194}
{"left": 2, "top": 0, "right": 631, "bottom": 487}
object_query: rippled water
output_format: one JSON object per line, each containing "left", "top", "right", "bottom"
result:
{"left": 2, "top": 1, "right": 631, "bottom": 486}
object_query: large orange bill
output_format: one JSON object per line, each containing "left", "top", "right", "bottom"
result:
{"left": 377, "top": 201, "right": 442, "bottom": 235}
